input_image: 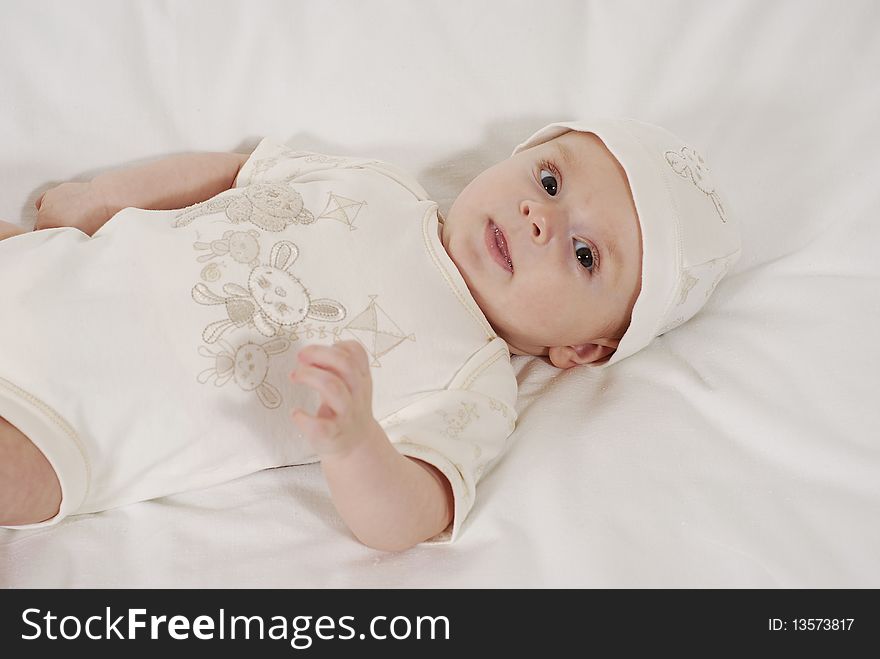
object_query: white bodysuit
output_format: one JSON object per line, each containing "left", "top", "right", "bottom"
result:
{"left": 0, "top": 139, "right": 517, "bottom": 542}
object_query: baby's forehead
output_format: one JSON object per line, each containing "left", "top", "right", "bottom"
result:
{"left": 541, "top": 131, "right": 634, "bottom": 202}
{"left": 548, "top": 131, "right": 620, "bottom": 168}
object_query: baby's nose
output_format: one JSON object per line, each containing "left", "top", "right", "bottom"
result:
{"left": 520, "top": 200, "right": 553, "bottom": 244}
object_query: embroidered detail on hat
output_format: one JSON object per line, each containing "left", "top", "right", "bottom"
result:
{"left": 665, "top": 147, "right": 728, "bottom": 224}
{"left": 676, "top": 271, "right": 699, "bottom": 307}
{"left": 702, "top": 254, "right": 737, "bottom": 299}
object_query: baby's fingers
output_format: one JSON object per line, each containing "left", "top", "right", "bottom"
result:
{"left": 296, "top": 342, "right": 368, "bottom": 390}
{"left": 291, "top": 363, "right": 352, "bottom": 417}
{"left": 297, "top": 341, "right": 372, "bottom": 398}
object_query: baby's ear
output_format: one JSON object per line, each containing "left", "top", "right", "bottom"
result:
{"left": 548, "top": 340, "right": 619, "bottom": 369}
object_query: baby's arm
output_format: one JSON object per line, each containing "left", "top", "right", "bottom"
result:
{"left": 35, "top": 151, "right": 250, "bottom": 236}
{"left": 0, "top": 219, "right": 28, "bottom": 241}
{"left": 321, "top": 423, "right": 453, "bottom": 552}
{"left": 290, "top": 342, "right": 454, "bottom": 552}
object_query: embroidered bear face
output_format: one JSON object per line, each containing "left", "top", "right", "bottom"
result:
{"left": 173, "top": 183, "right": 315, "bottom": 231}
{"left": 226, "top": 183, "right": 315, "bottom": 230}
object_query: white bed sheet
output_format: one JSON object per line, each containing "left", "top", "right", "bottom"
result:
{"left": 1, "top": 0, "right": 878, "bottom": 587}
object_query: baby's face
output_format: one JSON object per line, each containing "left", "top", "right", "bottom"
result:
{"left": 441, "top": 131, "right": 643, "bottom": 368}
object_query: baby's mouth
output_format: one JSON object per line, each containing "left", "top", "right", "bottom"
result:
{"left": 487, "top": 220, "right": 514, "bottom": 274}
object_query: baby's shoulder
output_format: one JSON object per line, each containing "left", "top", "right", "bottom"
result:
{"left": 238, "top": 138, "right": 430, "bottom": 201}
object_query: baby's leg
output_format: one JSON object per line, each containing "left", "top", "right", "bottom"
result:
{"left": 0, "top": 219, "right": 28, "bottom": 242}
{"left": 0, "top": 415, "right": 61, "bottom": 525}
{"left": 1, "top": 222, "right": 61, "bottom": 524}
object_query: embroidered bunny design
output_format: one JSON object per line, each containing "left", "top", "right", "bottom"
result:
{"left": 192, "top": 240, "right": 347, "bottom": 343}
{"left": 194, "top": 229, "right": 262, "bottom": 268}
{"left": 173, "top": 183, "right": 315, "bottom": 231}
{"left": 197, "top": 337, "right": 290, "bottom": 409}
{"left": 665, "top": 147, "right": 728, "bottom": 224}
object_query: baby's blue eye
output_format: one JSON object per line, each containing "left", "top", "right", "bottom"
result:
{"left": 574, "top": 239, "right": 595, "bottom": 271}
{"left": 540, "top": 168, "right": 558, "bottom": 196}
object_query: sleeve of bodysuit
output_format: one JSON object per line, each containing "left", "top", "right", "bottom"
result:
{"left": 234, "top": 137, "right": 431, "bottom": 199}
{"left": 232, "top": 137, "right": 362, "bottom": 188}
{"left": 380, "top": 338, "right": 518, "bottom": 544}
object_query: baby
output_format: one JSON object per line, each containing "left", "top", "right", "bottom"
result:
{"left": 0, "top": 119, "right": 740, "bottom": 551}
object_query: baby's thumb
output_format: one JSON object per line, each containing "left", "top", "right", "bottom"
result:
{"left": 291, "top": 408, "right": 315, "bottom": 435}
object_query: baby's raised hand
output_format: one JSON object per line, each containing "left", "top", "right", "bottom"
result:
{"left": 289, "top": 341, "right": 381, "bottom": 458}
{"left": 34, "top": 182, "right": 111, "bottom": 236}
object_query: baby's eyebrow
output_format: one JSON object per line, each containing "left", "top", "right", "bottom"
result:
{"left": 555, "top": 141, "right": 576, "bottom": 170}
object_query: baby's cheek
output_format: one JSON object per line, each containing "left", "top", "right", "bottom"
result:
{"left": 521, "top": 274, "right": 564, "bottom": 312}
{"left": 509, "top": 287, "right": 557, "bottom": 324}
